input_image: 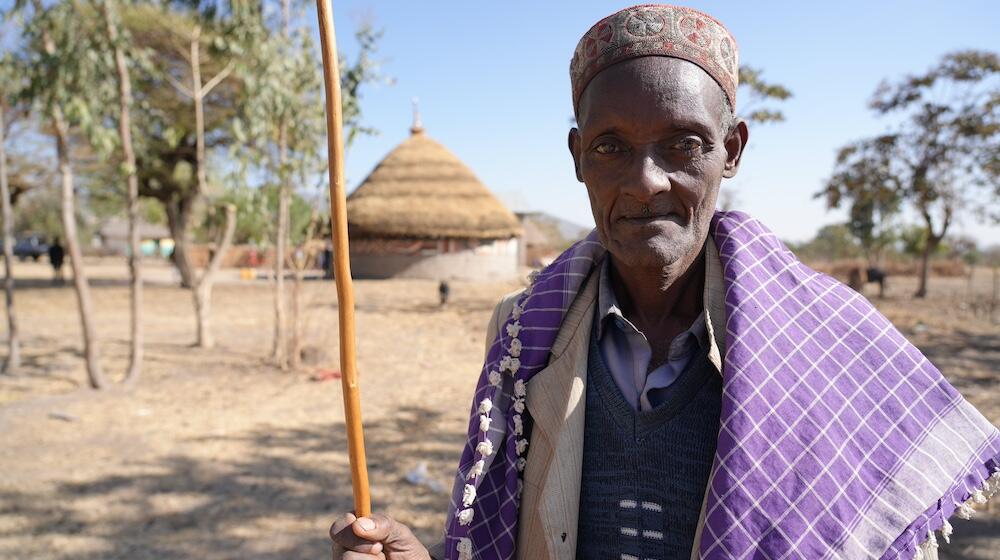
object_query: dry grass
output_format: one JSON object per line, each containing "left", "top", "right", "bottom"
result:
{"left": 0, "top": 259, "right": 996, "bottom": 559}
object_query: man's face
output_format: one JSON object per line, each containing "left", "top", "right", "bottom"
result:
{"left": 569, "top": 57, "right": 747, "bottom": 271}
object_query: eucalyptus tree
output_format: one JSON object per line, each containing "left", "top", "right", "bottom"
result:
{"left": 233, "top": 1, "right": 323, "bottom": 369}
{"left": 233, "top": 8, "right": 383, "bottom": 369}
{"left": 19, "top": 0, "right": 119, "bottom": 388}
{"left": 0, "top": 54, "right": 22, "bottom": 374}
{"left": 94, "top": 0, "right": 144, "bottom": 383}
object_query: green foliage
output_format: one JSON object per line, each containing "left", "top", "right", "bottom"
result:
{"left": 17, "top": 0, "right": 119, "bottom": 157}
{"left": 340, "top": 24, "right": 388, "bottom": 148}
{"left": 227, "top": 4, "right": 387, "bottom": 250}
{"left": 787, "top": 223, "right": 862, "bottom": 261}
{"left": 231, "top": 15, "right": 387, "bottom": 190}
{"left": 5, "top": 0, "right": 384, "bottom": 250}
{"left": 898, "top": 225, "right": 948, "bottom": 258}
{"left": 231, "top": 15, "right": 326, "bottom": 189}
{"left": 947, "top": 235, "right": 979, "bottom": 267}
{"left": 121, "top": 3, "right": 243, "bottom": 204}
{"left": 13, "top": 186, "right": 94, "bottom": 243}
{"left": 818, "top": 136, "right": 902, "bottom": 261}
{"left": 738, "top": 65, "right": 793, "bottom": 124}
{"left": 219, "top": 181, "right": 316, "bottom": 245}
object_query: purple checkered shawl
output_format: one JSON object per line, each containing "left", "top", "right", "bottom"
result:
{"left": 443, "top": 211, "right": 1000, "bottom": 559}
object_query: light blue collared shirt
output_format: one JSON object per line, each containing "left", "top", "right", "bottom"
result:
{"left": 595, "top": 250, "right": 718, "bottom": 412}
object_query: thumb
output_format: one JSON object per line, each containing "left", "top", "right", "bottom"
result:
{"left": 352, "top": 514, "right": 421, "bottom": 551}
{"left": 352, "top": 514, "right": 401, "bottom": 542}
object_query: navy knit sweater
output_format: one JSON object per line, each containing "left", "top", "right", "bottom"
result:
{"left": 576, "top": 327, "right": 722, "bottom": 559}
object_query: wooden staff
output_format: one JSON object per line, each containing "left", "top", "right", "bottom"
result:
{"left": 316, "top": 0, "right": 371, "bottom": 518}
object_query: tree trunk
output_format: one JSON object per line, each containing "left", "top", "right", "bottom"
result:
{"left": 0, "top": 105, "right": 18, "bottom": 374}
{"left": 290, "top": 266, "right": 301, "bottom": 369}
{"left": 164, "top": 196, "right": 197, "bottom": 288}
{"left": 193, "top": 280, "right": 213, "bottom": 348}
{"left": 32, "top": 0, "right": 104, "bottom": 387}
{"left": 191, "top": 29, "right": 207, "bottom": 197}
{"left": 102, "top": 0, "right": 142, "bottom": 385}
{"left": 915, "top": 243, "right": 931, "bottom": 299}
{"left": 289, "top": 212, "right": 317, "bottom": 371}
{"left": 193, "top": 204, "right": 235, "bottom": 348}
{"left": 272, "top": 123, "right": 289, "bottom": 369}
{"left": 55, "top": 116, "right": 106, "bottom": 388}
{"left": 272, "top": 3, "right": 292, "bottom": 370}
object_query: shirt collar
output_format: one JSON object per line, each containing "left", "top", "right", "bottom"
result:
{"left": 595, "top": 234, "right": 727, "bottom": 372}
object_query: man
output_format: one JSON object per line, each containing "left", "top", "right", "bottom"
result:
{"left": 48, "top": 237, "right": 65, "bottom": 285}
{"left": 332, "top": 5, "right": 1000, "bottom": 559}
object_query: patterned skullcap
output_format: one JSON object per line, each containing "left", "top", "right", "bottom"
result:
{"left": 570, "top": 4, "right": 739, "bottom": 114}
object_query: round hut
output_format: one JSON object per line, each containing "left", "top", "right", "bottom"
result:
{"left": 346, "top": 122, "right": 522, "bottom": 280}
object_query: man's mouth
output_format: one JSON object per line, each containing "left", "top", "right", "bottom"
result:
{"left": 617, "top": 211, "right": 683, "bottom": 225}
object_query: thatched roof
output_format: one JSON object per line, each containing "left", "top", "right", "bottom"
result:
{"left": 347, "top": 130, "right": 521, "bottom": 240}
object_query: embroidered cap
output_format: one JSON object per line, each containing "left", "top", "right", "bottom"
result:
{"left": 570, "top": 4, "right": 739, "bottom": 114}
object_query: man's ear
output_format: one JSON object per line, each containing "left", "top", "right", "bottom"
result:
{"left": 722, "top": 119, "right": 749, "bottom": 179}
{"left": 568, "top": 127, "right": 584, "bottom": 182}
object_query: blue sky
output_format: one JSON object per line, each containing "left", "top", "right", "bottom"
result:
{"left": 309, "top": 0, "right": 1000, "bottom": 245}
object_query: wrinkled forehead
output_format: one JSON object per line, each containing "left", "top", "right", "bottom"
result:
{"left": 570, "top": 4, "right": 739, "bottom": 115}
{"left": 575, "top": 56, "right": 726, "bottom": 133}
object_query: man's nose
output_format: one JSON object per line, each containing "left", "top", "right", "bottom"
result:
{"left": 622, "top": 147, "right": 671, "bottom": 201}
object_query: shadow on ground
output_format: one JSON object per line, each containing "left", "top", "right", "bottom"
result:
{"left": 0, "top": 405, "right": 460, "bottom": 560}
{"left": 938, "top": 515, "right": 1000, "bottom": 560}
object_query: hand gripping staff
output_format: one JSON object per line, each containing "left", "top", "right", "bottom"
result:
{"left": 315, "top": 0, "right": 371, "bottom": 518}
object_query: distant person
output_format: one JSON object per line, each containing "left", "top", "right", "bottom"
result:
{"left": 438, "top": 280, "right": 451, "bottom": 306}
{"left": 47, "top": 237, "right": 65, "bottom": 285}
{"left": 331, "top": 5, "right": 1000, "bottom": 559}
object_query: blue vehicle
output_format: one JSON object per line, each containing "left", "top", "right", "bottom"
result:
{"left": 13, "top": 235, "right": 49, "bottom": 261}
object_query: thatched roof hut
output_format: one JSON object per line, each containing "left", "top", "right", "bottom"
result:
{"left": 347, "top": 129, "right": 521, "bottom": 240}
{"left": 346, "top": 124, "right": 522, "bottom": 281}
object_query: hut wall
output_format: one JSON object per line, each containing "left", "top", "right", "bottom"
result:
{"left": 351, "top": 238, "right": 519, "bottom": 280}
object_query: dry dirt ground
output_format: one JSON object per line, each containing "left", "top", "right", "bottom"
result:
{"left": 0, "top": 259, "right": 997, "bottom": 559}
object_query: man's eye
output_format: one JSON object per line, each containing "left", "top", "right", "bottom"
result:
{"left": 594, "top": 142, "right": 622, "bottom": 154}
{"left": 673, "top": 137, "right": 704, "bottom": 153}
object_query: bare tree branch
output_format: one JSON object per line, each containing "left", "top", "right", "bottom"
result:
{"left": 200, "top": 60, "right": 235, "bottom": 97}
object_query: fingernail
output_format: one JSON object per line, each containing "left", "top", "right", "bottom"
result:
{"left": 358, "top": 517, "right": 376, "bottom": 531}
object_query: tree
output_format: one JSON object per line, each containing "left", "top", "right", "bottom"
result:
{"left": 95, "top": 0, "right": 142, "bottom": 383}
{"left": 787, "top": 223, "right": 862, "bottom": 262}
{"left": 192, "top": 203, "right": 235, "bottom": 348}
{"left": 288, "top": 209, "right": 318, "bottom": 370}
{"left": 737, "top": 65, "right": 793, "bottom": 124}
{"left": 159, "top": 15, "right": 240, "bottom": 348}
{"left": 825, "top": 51, "right": 1000, "bottom": 297}
{"left": 122, "top": 4, "right": 240, "bottom": 289}
{"left": 233, "top": 10, "right": 383, "bottom": 369}
{"left": 818, "top": 136, "right": 902, "bottom": 265}
{"left": 158, "top": 20, "right": 235, "bottom": 285}
{"left": 0, "top": 54, "right": 22, "bottom": 374}
{"left": 115, "top": 3, "right": 239, "bottom": 347}
{"left": 20, "top": 0, "right": 118, "bottom": 388}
